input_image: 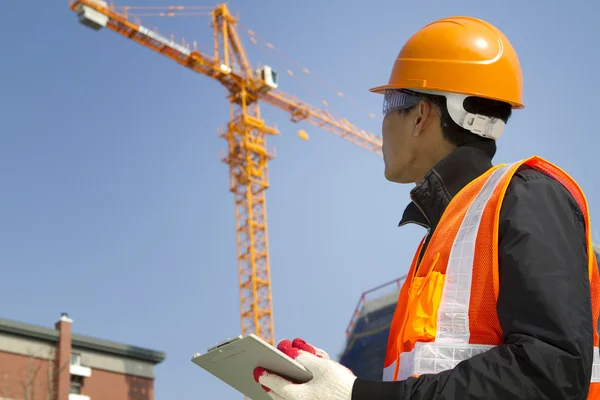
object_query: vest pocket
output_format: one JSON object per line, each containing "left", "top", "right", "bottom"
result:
{"left": 401, "top": 253, "right": 446, "bottom": 347}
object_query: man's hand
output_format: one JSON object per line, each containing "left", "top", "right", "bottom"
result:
{"left": 253, "top": 338, "right": 356, "bottom": 400}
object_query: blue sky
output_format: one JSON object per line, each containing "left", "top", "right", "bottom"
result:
{"left": 1, "top": 0, "right": 598, "bottom": 399}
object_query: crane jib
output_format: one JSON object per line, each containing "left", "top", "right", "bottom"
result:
{"left": 138, "top": 25, "right": 191, "bottom": 57}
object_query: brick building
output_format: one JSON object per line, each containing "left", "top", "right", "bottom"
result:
{"left": 0, "top": 314, "right": 165, "bottom": 400}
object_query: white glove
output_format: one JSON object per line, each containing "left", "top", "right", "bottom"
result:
{"left": 254, "top": 338, "right": 356, "bottom": 400}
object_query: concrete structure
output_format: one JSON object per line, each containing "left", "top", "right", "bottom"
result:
{"left": 0, "top": 314, "right": 165, "bottom": 400}
{"left": 340, "top": 244, "right": 600, "bottom": 379}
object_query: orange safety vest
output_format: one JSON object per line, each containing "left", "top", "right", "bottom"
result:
{"left": 383, "top": 156, "right": 600, "bottom": 397}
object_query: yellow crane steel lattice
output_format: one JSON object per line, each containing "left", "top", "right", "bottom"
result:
{"left": 69, "top": 0, "right": 383, "bottom": 345}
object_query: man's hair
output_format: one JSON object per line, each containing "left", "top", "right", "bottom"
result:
{"left": 401, "top": 93, "right": 513, "bottom": 158}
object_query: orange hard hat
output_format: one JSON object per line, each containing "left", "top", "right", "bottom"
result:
{"left": 370, "top": 16, "right": 524, "bottom": 109}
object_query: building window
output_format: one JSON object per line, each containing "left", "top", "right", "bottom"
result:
{"left": 71, "top": 352, "right": 82, "bottom": 366}
{"left": 70, "top": 375, "right": 84, "bottom": 394}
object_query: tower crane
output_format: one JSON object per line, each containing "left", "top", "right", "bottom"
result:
{"left": 69, "top": 0, "right": 383, "bottom": 345}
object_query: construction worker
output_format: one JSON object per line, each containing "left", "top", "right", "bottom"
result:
{"left": 253, "top": 16, "right": 600, "bottom": 400}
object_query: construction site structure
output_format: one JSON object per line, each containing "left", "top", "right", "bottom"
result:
{"left": 69, "top": 0, "right": 382, "bottom": 345}
{"left": 339, "top": 276, "right": 405, "bottom": 380}
{"left": 340, "top": 244, "right": 600, "bottom": 379}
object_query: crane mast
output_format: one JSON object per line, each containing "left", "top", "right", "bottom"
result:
{"left": 69, "top": 0, "right": 382, "bottom": 346}
{"left": 209, "top": 3, "right": 279, "bottom": 344}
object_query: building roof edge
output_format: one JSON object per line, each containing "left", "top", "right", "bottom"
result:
{"left": 0, "top": 317, "right": 166, "bottom": 364}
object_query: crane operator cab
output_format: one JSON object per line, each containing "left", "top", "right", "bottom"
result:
{"left": 255, "top": 66, "right": 279, "bottom": 93}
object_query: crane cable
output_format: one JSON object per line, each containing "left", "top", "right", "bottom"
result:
{"left": 247, "top": 34, "right": 335, "bottom": 112}
{"left": 239, "top": 23, "right": 379, "bottom": 122}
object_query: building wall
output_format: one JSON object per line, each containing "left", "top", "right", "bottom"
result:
{"left": 72, "top": 349, "right": 154, "bottom": 379}
{"left": 81, "top": 369, "right": 153, "bottom": 400}
{"left": 0, "top": 348, "right": 155, "bottom": 400}
{"left": 0, "top": 333, "right": 55, "bottom": 361}
{"left": 0, "top": 351, "right": 53, "bottom": 400}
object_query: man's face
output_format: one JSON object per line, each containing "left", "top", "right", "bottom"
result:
{"left": 382, "top": 107, "right": 420, "bottom": 183}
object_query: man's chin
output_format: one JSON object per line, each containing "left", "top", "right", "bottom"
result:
{"left": 385, "top": 168, "right": 413, "bottom": 184}
{"left": 384, "top": 168, "right": 399, "bottom": 183}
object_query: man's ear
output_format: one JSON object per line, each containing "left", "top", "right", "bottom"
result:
{"left": 413, "top": 102, "right": 427, "bottom": 136}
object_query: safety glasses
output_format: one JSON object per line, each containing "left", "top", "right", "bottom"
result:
{"left": 382, "top": 89, "right": 423, "bottom": 117}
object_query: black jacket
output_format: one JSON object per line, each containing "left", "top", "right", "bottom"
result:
{"left": 352, "top": 142, "right": 594, "bottom": 400}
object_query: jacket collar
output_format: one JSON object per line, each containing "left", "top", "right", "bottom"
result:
{"left": 399, "top": 141, "right": 496, "bottom": 231}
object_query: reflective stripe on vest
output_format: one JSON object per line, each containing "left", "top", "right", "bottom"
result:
{"left": 384, "top": 344, "right": 600, "bottom": 382}
{"left": 383, "top": 157, "right": 600, "bottom": 390}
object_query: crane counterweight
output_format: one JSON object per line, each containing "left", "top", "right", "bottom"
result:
{"left": 76, "top": 1, "right": 108, "bottom": 30}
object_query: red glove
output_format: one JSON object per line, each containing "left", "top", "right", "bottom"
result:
{"left": 253, "top": 338, "right": 355, "bottom": 400}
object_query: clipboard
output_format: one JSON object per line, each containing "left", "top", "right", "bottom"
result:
{"left": 191, "top": 334, "right": 313, "bottom": 400}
